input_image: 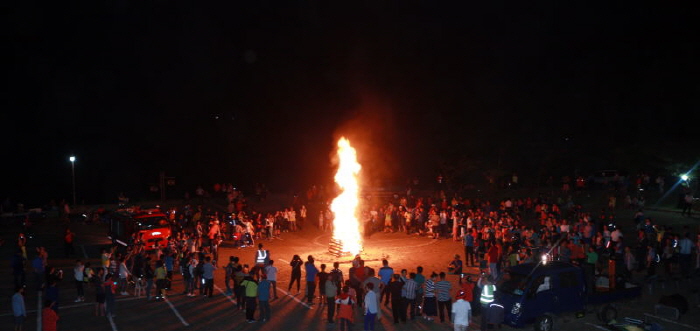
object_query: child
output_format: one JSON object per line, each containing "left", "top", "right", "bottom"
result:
{"left": 336, "top": 286, "right": 354, "bottom": 331}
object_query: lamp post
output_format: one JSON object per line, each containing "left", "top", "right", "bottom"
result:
{"left": 69, "top": 156, "right": 76, "bottom": 206}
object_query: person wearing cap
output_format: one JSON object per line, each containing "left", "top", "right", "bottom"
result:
{"left": 452, "top": 289, "right": 472, "bottom": 331}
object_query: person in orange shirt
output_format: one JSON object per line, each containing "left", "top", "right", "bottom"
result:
{"left": 42, "top": 301, "right": 59, "bottom": 331}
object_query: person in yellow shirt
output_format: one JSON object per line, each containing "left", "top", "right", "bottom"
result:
{"left": 241, "top": 275, "right": 258, "bottom": 323}
{"left": 155, "top": 260, "right": 167, "bottom": 300}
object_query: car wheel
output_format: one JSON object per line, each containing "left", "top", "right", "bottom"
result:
{"left": 534, "top": 314, "right": 554, "bottom": 331}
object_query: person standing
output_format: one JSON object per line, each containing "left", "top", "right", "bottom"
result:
{"left": 12, "top": 250, "right": 26, "bottom": 290}
{"left": 329, "top": 261, "right": 344, "bottom": 292}
{"left": 478, "top": 274, "right": 496, "bottom": 331}
{"left": 202, "top": 256, "right": 216, "bottom": 298}
{"left": 487, "top": 243, "right": 499, "bottom": 280}
{"left": 73, "top": 260, "right": 85, "bottom": 302}
{"left": 681, "top": 192, "right": 694, "bottom": 217}
{"left": 253, "top": 243, "right": 270, "bottom": 279}
{"left": 423, "top": 272, "right": 438, "bottom": 321}
{"left": 388, "top": 274, "right": 406, "bottom": 323}
{"left": 463, "top": 231, "right": 475, "bottom": 266}
{"left": 304, "top": 255, "right": 319, "bottom": 304}
{"left": 364, "top": 282, "right": 379, "bottom": 331}
{"left": 242, "top": 274, "right": 259, "bottom": 323}
{"left": 288, "top": 255, "right": 303, "bottom": 294}
{"left": 678, "top": 233, "right": 693, "bottom": 276}
{"left": 104, "top": 275, "right": 117, "bottom": 318}
{"left": 402, "top": 273, "right": 419, "bottom": 320}
{"left": 325, "top": 274, "right": 338, "bottom": 324}
{"left": 257, "top": 274, "right": 271, "bottom": 322}
{"left": 362, "top": 269, "right": 382, "bottom": 320}
{"left": 42, "top": 301, "right": 59, "bottom": 331}
{"left": 12, "top": 286, "right": 26, "bottom": 331}
{"left": 185, "top": 257, "right": 197, "bottom": 296}
{"left": 336, "top": 286, "right": 354, "bottom": 331}
{"left": 264, "top": 260, "right": 278, "bottom": 300}
{"left": 154, "top": 260, "right": 167, "bottom": 300}
{"left": 436, "top": 272, "right": 453, "bottom": 323}
{"left": 317, "top": 264, "right": 329, "bottom": 307}
{"left": 94, "top": 268, "right": 106, "bottom": 316}
{"left": 32, "top": 254, "right": 45, "bottom": 291}
{"left": 118, "top": 258, "right": 130, "bottom": 295}
{"left": 452, "top": 290, "right": 472, "bottom": 331}
{"left": 64, "top": 229, "right": 75, "bottom": 258}
{"left": 378, "top": 259, "right": 394, "bottom": 306}
{"left": 143, "top": 258, "right": 154, "bottom": 300}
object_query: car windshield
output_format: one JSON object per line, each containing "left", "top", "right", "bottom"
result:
{"left": 498, "top": 271, "right": 528, "bottom": 296}
{"left": 135, "top": 216, "right": 168, "bottom": 230}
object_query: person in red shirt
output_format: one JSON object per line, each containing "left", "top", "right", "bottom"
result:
{"left": 42, "top": 301, "right": 59, "bottom": 331}
{"left": 64, "top": 229, "right": 75, "bottom": 258}
{"left": 459, "top": 275, "right": 475, "bottom": 303}
{"left": 487, "top": 243, "right": 500, "bottom": 279}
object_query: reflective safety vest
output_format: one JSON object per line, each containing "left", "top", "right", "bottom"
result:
{"left": 256, "top": 250, "right": 268, "bottom": 264}
{"left": 480, "top": 284, "right": 496, "bottom": 305}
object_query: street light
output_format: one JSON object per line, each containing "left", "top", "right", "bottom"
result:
{"left": 681, "top": 174, "right": 689, "bottom": 181}
{"left": 69, "top": 156, "right": 76, "bottom": 206}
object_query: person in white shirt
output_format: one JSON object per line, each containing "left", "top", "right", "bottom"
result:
{"left": 118, "top": 258, "right": 130, "bottom": 295}
{"left": 264, "top": 260, "right": 279, "bottom": 300}
{"left": 451, "top": 290, "right": 472, "bottom": 331}
{"left": 364, "top": 282, "right": 379, "bottom": 331}
{"left": 74, "top": 260, "right": 85, "bottom": 302}
{"left": 611, "top": 228, "right": 623, "bottom": 243}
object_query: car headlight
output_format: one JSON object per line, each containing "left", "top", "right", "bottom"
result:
{"left": 511, "top": 302, "right": 521, "bottom": 315}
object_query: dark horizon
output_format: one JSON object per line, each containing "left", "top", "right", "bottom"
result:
{"left": 5, "top": 2, "right": 699, "bottom": 206}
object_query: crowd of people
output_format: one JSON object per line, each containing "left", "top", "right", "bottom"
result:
{"left": 8, "top": 179, "right": 700, "bottom": 331}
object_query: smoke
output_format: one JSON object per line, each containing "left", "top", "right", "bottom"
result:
{"left": 332, "top": 92, "right": 401, "bottom": 189}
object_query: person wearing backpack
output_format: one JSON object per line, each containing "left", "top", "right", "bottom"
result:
{"left": 329, "top": 262, "right": 344, "bottom": 293}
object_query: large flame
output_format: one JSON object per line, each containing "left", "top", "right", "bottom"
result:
{"left": 330, "top": 137, "right": 363, "bottom": 255}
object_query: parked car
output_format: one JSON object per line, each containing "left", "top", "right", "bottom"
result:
{"left": 497, "top": 261, "right": 641, "bottom": 331}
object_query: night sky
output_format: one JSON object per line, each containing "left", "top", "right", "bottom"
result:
{"left": 5, "top": 2, "right": 698, "bottom": 205}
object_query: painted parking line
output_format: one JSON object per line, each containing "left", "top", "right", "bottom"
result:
{"left": 275, "top": 286, "right": 313, "bottom": 309}
{"left": 644, "top": 313, "right": 700, "bottom": 330}
{"left": 107, "top": 314, "right": 118, "bottom": 331}
{"left": 214, "top": 284, "right": 237, "bottom": 305}
{"left": 585, "top": 322, "right": 610, "bottom": 330}
{"left": 163, "top": 296, "right": 190, "bottom": 326}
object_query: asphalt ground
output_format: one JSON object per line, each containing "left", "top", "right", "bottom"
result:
{"left": 2, "top": 209, "right": 700, "bottom": 331}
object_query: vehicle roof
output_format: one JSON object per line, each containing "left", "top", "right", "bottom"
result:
{"left": 114, "top": 209, "right": 166, "bottom": 218}
{"left": 508, "top": 262, "right": 580, "bottom": 277}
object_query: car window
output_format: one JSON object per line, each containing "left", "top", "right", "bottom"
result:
{"left": 559, "top": 271, "right": 579, "bottom": 288}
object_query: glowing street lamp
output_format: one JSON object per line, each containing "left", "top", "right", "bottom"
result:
{"left": 69, "top": 156, "right": 76, "bottom": 206}
{"left": 681, "top": 174, "right": 689, "bottom": 181}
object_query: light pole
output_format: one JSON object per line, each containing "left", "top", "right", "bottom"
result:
{"left": 69, "top": 156, "right": 76, "bottom": 206}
